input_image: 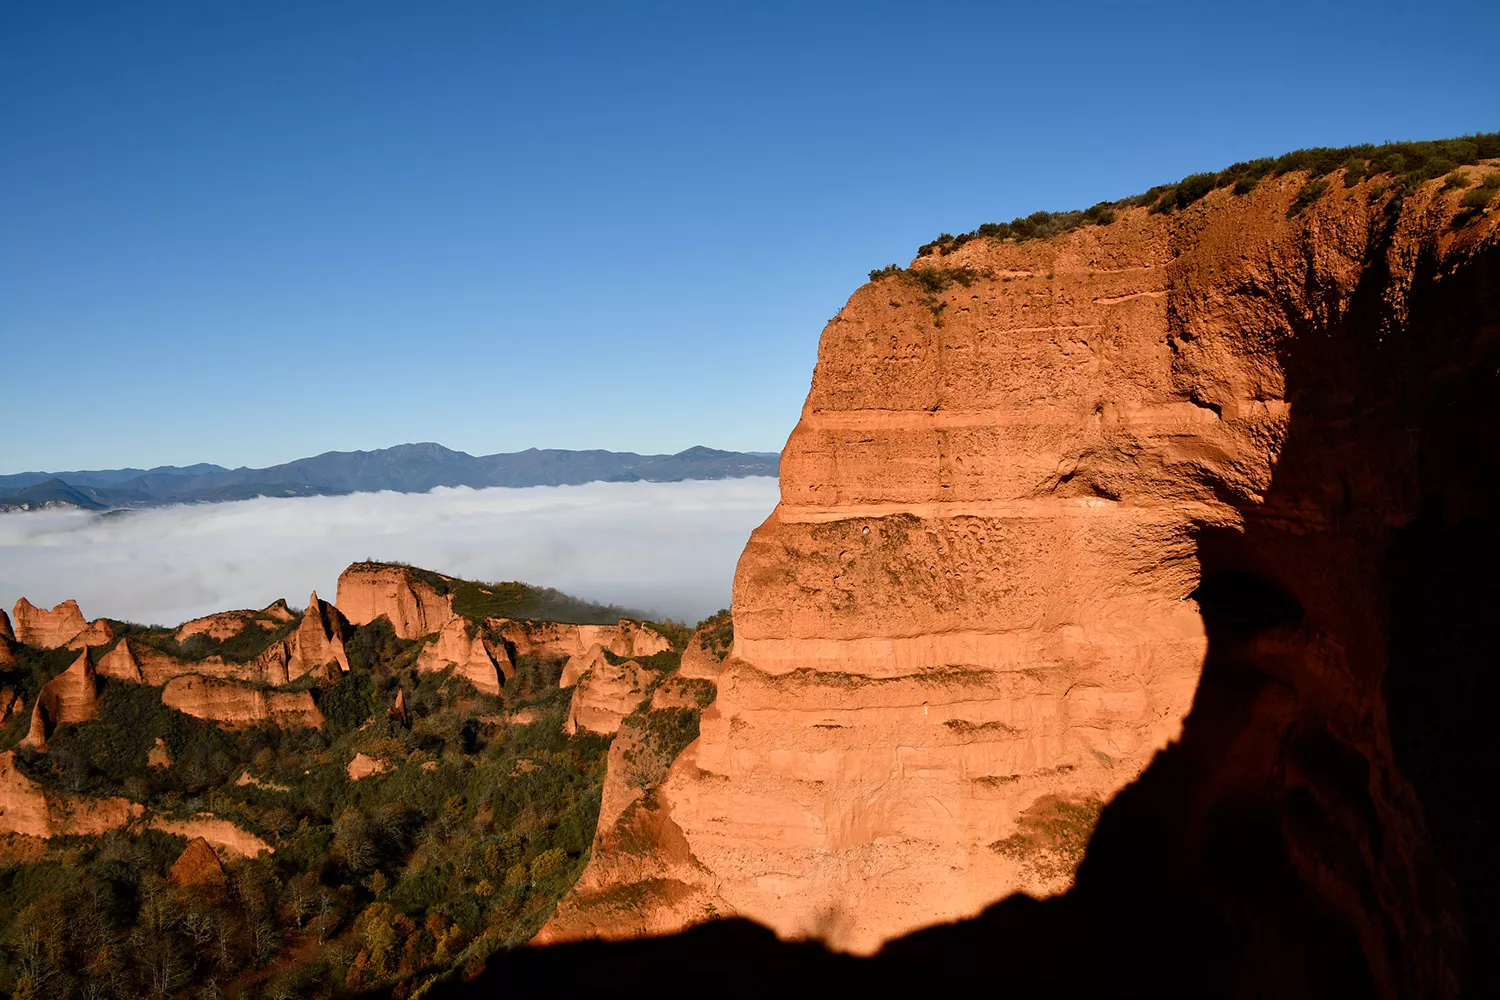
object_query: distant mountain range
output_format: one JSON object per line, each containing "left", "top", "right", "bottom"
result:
{"left": 0, "top": 443, "right": 780, "bottom": 512}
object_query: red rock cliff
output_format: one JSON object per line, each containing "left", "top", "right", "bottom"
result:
{"left": 550, "top": 165, "right": 1500, "bottom": 996}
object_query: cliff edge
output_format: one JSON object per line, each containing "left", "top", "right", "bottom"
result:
{"left": 536, "top": 152, "right": 1500, "bottom": 998}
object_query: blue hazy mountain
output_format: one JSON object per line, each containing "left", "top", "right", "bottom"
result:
{"left": 0, "top": 444, "right": 779, "bottom": 511}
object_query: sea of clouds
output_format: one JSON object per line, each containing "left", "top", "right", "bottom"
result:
{"left": 0, "top": 478, "right": 780, "bottom": 628}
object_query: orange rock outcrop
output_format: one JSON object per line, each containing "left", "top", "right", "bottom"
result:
{"left": 149, "top": 814, "right": 273, "bottom": 856}
{"left": 168, "top": 836, "right": 228, "bottom": 889}
{"left": 148, "top": 737, "right": 172, "bottom": 769}
{"left": 0, "top": 609, "right": 12, "bottom": 642}
{"left": 0, "top": 750, "right": 143, "bottom": 838}
{"left": 492, "top": 619, "right": 670, "bottom": 662}
{"left": 11, "top": 598, "right": 87, "bottom": 649}
{"left": 23, "top": 650, "right": 100, "bottom": 751}
{"left": 288, "top": 591, "right": 350, "bottom": 680}
{"left": 65, "top": 618, "right": 116, "bottom": 650}
{"left": 173, "top": 599, "right": 291, "bottom": 644}
{"left": 347, "top": 752, "right": 391, "bottom": 780}
{"left": 546, "top": 166, "right": 1500, "bottom": 990}
{"left": 162, "top": 675, "right": 325, "bottom": 729}
{"left": 564, "top": 651, "right": 658, "bottom": 736}
{"left": 416, "top": 616, "right": 509, "bottom": 696}
{"left": 336, "top": 563, "right": 454, "bottom": 639}
{"left": 97, "top": 637, "right": 145, "bottom": 683}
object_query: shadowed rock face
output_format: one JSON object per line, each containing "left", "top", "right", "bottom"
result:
{"left": 497, "top": 169, "right": 1500, "bottom": 998}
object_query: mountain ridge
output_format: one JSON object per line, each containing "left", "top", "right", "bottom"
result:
{"left": 0, "top": 443, "right": 779, "bottom": 512}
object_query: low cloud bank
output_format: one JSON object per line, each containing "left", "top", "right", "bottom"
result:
{"left": 0, "top": 478, "right": 780, "bottom": 628}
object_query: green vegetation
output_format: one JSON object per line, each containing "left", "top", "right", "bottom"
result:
{"left": 352, "top": 561, "right": 641, "bottom": 624}
{"left": 866, "top": 264, "right": 993, "bottom": 321}
{"left": 1286, "top": 178, "right": 1329, "bottom": 219}
{"left": 989, "top": 795, "right": 1103, "bottom": 881}
{"left": 1459, "top": 173, "right": 1500, "bottom": 213}
{"left": 0, "top": 604, "right": 711, "bottom": 998}
{"left": 910, "top": 133, "right": 1500, "bottom": 257}
{"left": 128, "top": 612, "right": 304, "bottom": 665}
{"left": 695, "top": 609, "right": 733, "bottom": 660}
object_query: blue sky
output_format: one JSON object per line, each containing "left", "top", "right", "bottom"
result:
{"left": 3, "top": 0, "right": 1496, "bottom": 473}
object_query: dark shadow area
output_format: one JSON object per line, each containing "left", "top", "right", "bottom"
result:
{"left": 435, "top": 231, "right": 1500, "bottom": 999}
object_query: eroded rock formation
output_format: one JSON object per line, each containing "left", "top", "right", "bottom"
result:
{"left": 64, "top": 618, "right": 116, "bottom": 651}
{"left": 563, "top": 651, "right": 658, "bottom": 736}
{"left": 336, "top": 563, "right": 454, "bottom": 638}
{"left": 416, "top": 616, "right": 508, "bottom": 696}
{"left": 149, "top": 814, "right": 273, "bottom": 856}
{"left": 494, "top": 619, "right": 670, "bottom": 663}
{"left": 288, "top": 591, "right": 350, "bottom": 680}
{"left": 168, "top": 836, "right": 229, "bottom": 889}
{"left": 162, "top": 675, "right": 324, "bottom": 729}
{"left": 11, "top": 598, "right": 87, "bottom": 649}
{"left": 23, "top": 650, "right": 100, "bottom": 751}
{"left": 539, "top": 166, "right": 1500, "bottom": 996}
{"left": 348, "top": 752, "right": 391, "bottom": 780}
{"left": 0, "top": 750, "right": 143, "bottom": 838}
{"left": 97, "top": 637, "right": 145, "bottom": 683}
{"left": 0, "top": 608, "right": 13, "bottom": 643}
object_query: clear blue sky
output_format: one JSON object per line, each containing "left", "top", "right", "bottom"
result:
{"left": 3, "top": 0, "right": 1496, "bottom": 473}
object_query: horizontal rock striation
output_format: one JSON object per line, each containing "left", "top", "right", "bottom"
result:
{"left": 162, "top": 675, "right": 324, "bottom": 729}
{"left": 560, "top": 165, "right": 1500, "bottom": 996}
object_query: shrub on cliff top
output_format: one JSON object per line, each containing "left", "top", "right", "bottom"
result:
{"left": 914, "top": 132, "right": 1500, "bottom": 257}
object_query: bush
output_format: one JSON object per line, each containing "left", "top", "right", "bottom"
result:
{"left": 906, "top": 133, "right": 1500, "bottom": 261}
{"left": 1286, "top": 178, "right": 1329, "bottom": 218}
{"left": 1459, "top": 174, "right": 1500, "bottom": 211}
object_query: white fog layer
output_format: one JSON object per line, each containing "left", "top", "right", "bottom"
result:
{"left": 0, "top": 478, "right": 780, "bottom": 628}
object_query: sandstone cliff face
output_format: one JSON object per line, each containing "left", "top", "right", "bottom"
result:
{"left": 173, "top": 601, "right": 289, "bottom": 643}
{"left": 65, "top": 618, "right": 116, "bottom": 651}
{"left": 416, "top": 616, "right": 507, "bottom": 696}
{"left": 149, "top": 814, "right": 273, "bottom": 856}
{"left": 0, "top": 609, "right": 13, "bottom": 643}
{"left": 494, "top": 619, "right": 670, "bottom": 662}
{"left": 162, "top": 675, "right": 324, "bottom": 729}
{"left": 97, "top": 637, "right": 145, "bottom": 683}
{"left": 564, "top": 651, "right": 658, "bottom": 736}
{"left": 336, "top": 563, "right": 454, "bottom": 639}
{"left": 23, "top": 650, "right": 100, "bottom": 751}
{"left": 560, "top": 168, "right": 1500, "bottom": 995}
{"left": 538, "top": 619, "right": 726, "bottom": 944}
{"left": 168, "top": 836, "right": 228, "bottom": 889}
{"left": 0, "top": 750, "right": 143, "bottom": 838}
{"left": 12, "top": 598, "right": 87, "bottom": 649}
{"left": 288, "top": 591, "right": 350, "bottom": 681}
